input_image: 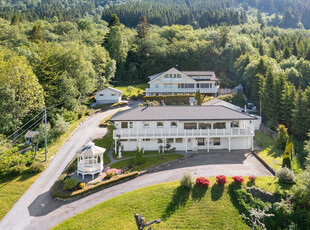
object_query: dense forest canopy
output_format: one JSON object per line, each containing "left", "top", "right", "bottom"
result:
{"left": 1, "top": 0, "right": 310, "bottom": 29}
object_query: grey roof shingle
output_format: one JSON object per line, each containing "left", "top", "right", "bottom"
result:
{"left": 181, "top": 71, "right": 220, "bottom": 81}
{"left": 110, "top": 105, "right": 255, "bottom": 121}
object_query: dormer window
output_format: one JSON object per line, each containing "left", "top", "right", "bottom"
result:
{"left": 171, "top": 122, "right": 177, "bottom": 128}
{"left": 157, "top": 122, "right": 164, "bottom": 128}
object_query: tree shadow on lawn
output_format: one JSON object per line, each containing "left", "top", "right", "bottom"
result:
{"left": 161, "top": 186, "right": 191, "bottom": 220}
{"left": 211, "top": 183, "right": 224, "bottom": 201}
{"left": 191, "top": 184, "right": 208, "bottom": 201}
{"left": 265, "top": 145, "right": 283, "bottom": 158}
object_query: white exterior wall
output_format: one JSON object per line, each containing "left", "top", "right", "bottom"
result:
{"left": 113, "top": 119, "right": 254, "bottom": 153}
{"left": 145, "top": 69, "right": 219, "bottom": 96}
{"left": 96, "top": 88, "right": 122, "bottom": 104}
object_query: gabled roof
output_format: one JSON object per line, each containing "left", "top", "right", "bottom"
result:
{"left": 25, "top": 131, "right": 40, "bottom": 138}
{"left": 110, "top": 105, "right": 255, "bottom": 121}
{"left": 77, "top": 142, "right": 106, "bottom": 156}
{"left": 203, "top": 98, "right": 243, "bottom": 112}
{"left": 95, "top": 87, "right": 124, "bottom": 94}
{"left": 147, "top": 68, "right": 220, "bottom": 82}
{"left": 203, "top": 98, "right": 223, "bottom": 105}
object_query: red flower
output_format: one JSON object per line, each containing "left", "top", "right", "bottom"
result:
{"left": 232, "top": 176, "right": 245, "bottom": 184}
{"left": 196, "top": 177, "right": 210, "bottom": 187}
{"left": 216, "top": 175, "right": 227, "bottom": 185}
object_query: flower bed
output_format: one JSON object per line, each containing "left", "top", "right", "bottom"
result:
{"left": 248, "top": 175, "right": 257, "bottom": 182}
{"left": 196, "top": 177, "right": 210, "bottom": 187}
{"left": 216, "top": 175, "right": 227, "bottom": 185}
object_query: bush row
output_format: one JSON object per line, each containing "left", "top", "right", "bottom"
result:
{"left": 143, "top": 95, "right": 194, "bottom": 105}
{"left": 52, "top": 171, "right": 139, "bottom": 199}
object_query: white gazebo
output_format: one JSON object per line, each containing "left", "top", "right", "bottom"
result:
{"left": 77, "top": 142, "right": 105, "bottom": 179}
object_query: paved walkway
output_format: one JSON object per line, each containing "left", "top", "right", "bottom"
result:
{"left": 0, "top": 101, "right": 140, "bottom": 230}
{"left": 6, "top": 150, "right": 271, "bottom": 230}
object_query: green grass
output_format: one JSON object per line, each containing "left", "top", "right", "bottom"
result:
{"left": 93, "top": 126, "right": 114, "bottom": 164}
{"left": 0, "top": 173, "right": 40, "bottom": 219}
{"left": 254, "top": 132, "right": 302, "bottom": 172}
{"left": 54, "top": 177, "right": 280, "bottom": 230}
{"left": 109, "top": 154, "right": 183, "bottom": 171}
{"left": 113, "top": 83, "right": 148, "bottom": 97}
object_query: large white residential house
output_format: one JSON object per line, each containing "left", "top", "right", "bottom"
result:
{"left": 145, "top": 68, "right": 220, "bottom": 97}
{"left": 95, "top": 87, "right": 124, "bottom": 104}
{"left": 110, "top": 105, "right": 256, "bottom": 156}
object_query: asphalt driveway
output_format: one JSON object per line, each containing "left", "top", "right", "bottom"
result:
{"left": 9, "top": 150, "right": 272, "bottom": 230}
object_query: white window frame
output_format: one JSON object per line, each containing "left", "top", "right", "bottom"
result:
{"left": 143, "top": 122, "right": 150, "bottom": 128}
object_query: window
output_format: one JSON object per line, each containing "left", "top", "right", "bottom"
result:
{"left": 177, "top": 74, "right": 181, "bottom": 78}
{"left": 184, "top": 122, "right": 197, "bottom": 129}
{"left": 143, "top": 138, "right": 151, "bottom": 142}
{"left": 164, "top": 74, "right": 169, "bottom": 78}
{"left": 121, "top": 122, "right": 128, "bottom": 128}
{"left": 167, "top": 138, "right": 174, "bottom": 143}
{"left": 99, "top": 94, "right": 104, "bottom": 96}
{"left": 231, "top": 121, "right": 239, "bottom": 128}
{"left": 129, "top": 139, "right": 137, "bottom": 142}
{"left": 129, "top": 122, "right": 133, "bottom": 128}
{"left": 121, "top": 139, "right": 128, "bottom": 142}
{"left": 176, "top": 138, "right": 183, "bottom": 143}
{"left": 199, "top": 122, "right": 211, "bottom": 129}
{"left": 171, "top": 122, "right": 177, "bottom": 128}
{"left": 157, "top": 139, "right": 163, "bottom": 143}
{"left": 198, "top": 138, "right": 205, "bottom": 146}
{"left": 168, "top": 83, "right": 173, "bottom": 88}
{"left": 211, "top": 138, "right": 221, "bottom": 146}
{"left": 200, "top": 83, "right": 210, "bottom": 88}
{"left": 178, "top": 83, "right": 194, "bottom": 89}
{"left": 111, "top": 94, "right": 116, "bottom": 96}
{"left": 213, "top": 122, "right": 226, "bottom": 129}
{"left": 157, "top": 122, "right": 164, "bottom": 128}
{"left": 143, "top": 122, "right": 150, "bottom": 128}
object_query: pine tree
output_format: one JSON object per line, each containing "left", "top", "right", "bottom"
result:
{"left": 281, "top": 83, "right": 296, "bottom": 131}
{"left": 137, "top": 16, "right": 149, "bottom": 38}
{"left": 276, "top": 124, "right": 289, "bottom": 150}
{"left": 291, "top": 89, "right": 308, "bottom": 138}
{"left": 28, "top": 25, "right": 45, "bottom": 43}
{"left": 10, "top": 14, "right": 19, "bottom": 25}
{"left": 218, "top": 23, "right": 230, "bottom": 48}
{"left": 195, "top": 90, "right": 202, "bottom": 105}
{"left": 273, "top": 74, "right": 285, "bottom": 122}
{"left": 260, "top": 69, "right": 274, "bottom": 120}
{"left": 282, "top": 46, "right": 292, "bottom": 59}
{"left": 270, "top": 44, "right": 277, "bottom": 60}
{"left": 108, "top": 14, "right": 121, "bottom": 28}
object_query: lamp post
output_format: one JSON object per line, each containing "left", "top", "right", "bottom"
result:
{"left": 273, "top": 159, "right": 277, "bottom": 177}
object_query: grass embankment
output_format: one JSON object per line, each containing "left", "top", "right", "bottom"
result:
{"left": 114, "top": 83, "right": 148, "bottom": 97}
{"left": 0, "top": 115, "right": 89, "bottom": 220}
{"left": 54, "top": 177, "right": 281, "bottom": 230}
{"left": 254, "top": 132, "right": 302, "bottom": 173}
{"left": 113, "top": 150, "right": 175, "bottom": 159}
{"left": 109, "top": 154, "right": 184, "bottom": 171}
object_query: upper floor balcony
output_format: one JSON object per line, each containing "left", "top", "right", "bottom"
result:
{"left": 145, "top": 86, "right": 219, "bottom": 94}
{"left": 113, "top": 128, "right": 254, "bottom": 139}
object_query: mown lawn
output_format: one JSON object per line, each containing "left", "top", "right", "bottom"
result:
{"left": 109, "top": 154, "right": 183, "bottom": 171}
{"left": 54, "top": 177, "right": 280, "bottom": 230}
{"left": 113, "top": 150, "right": 175, "bottom": 159}
{"left": 93, "top": 125, "right": 114, "bottom": 164}
{"left": 0, "top": 173, "right": 40, "bottom": 219}
{"left": 254, "top": 132, "right": 302, "bottom": 172}
{"left": 114, "top": 83, "right": 148, "bottom": 97}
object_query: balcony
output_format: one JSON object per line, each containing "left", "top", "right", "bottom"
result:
{"left": 145, "top": 87, "right": 218, "bottom": 94}
{"left": 114, "top": 128, "right": 254, "bottom": 139}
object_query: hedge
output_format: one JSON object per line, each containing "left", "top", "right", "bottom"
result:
{"left": 52, "top": 171, "right": 139, "bottom": 199}
{"left": 143, "top": 95, "right": 195, "bottom": 105}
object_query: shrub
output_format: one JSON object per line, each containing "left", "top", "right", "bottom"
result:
{"left": 10, "top": 164, "right": 26, "bottom": 175}
{"left": 78, "top": 182, "right": 85, "bottom": 189}
{"left": 216, "top": 175, "right": 227, "bottom": 185}
{"left": 105, "top": 168, "right": 122, "bottom": 179}
{"left": 180, "top": 172, "right": 193, "bottom": 189}
{"left": 63, "top": 177, "right": 78, "bottom": 190}
{"left": 232, "top": 176, "right": 245, "bottom": 184}
{"left": 196, "top": 177, "right": 210, "bottom": 187}
{"left": 282, "top": 151, "right": 292, "bottom": 169}
{"left": 63, "top": 110, "right": 79, "bottom": 123}
{"left": 277, "top": 167, "right": 295, "bottom": 184}
{"left": 249, "top": 175, "right": 257, "bottom": 182}
{"left": 134, "top": 147, "right": 144, "bottom": 165}
{"left": 276, "top": 124, "right": 289, "bottom": 150}
{"left": 29, "top": 162, "right": 45, "bottom": 173}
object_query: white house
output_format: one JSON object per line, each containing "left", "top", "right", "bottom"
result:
{"left": 203, "top": 98, "right": 261, "bottom": 130}
{"left": 145, "top": 68, "right": 220, "bottom": 97}
{"left": 95, "top": 87, "right": 124, "bottom": 104}
{"left": 110, "top": 105, "right": 257, "bottom": 156}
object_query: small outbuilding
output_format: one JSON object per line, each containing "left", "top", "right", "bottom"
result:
{"left": 25, "top": 131, "right": 40, "bottom": 144}
{"left": 95, "top": 87, "right": 124, "bottom": 104}
{"left": 77, "top": 142, "right": 106, "bottom": 179}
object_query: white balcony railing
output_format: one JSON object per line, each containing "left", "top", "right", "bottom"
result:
{"left": 145, "top": 87, "right": 218, "bottom": 94}
{"left": 114, "top": 128, "right": 254, "bottom": 139}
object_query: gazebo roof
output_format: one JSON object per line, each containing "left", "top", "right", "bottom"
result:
{"left": 77, "top": 142, "right": 106, "bottom": 156}
{"left": 25, "top": 131, "right": 40, "bottom": 138}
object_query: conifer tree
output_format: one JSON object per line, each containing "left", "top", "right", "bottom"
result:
{"left": 28, "top": 25, "right": 45, "bottom": 43}
{"left": 273, "top": 74, "right": 285, "bottom": 122}
{"left": 282, "top": 46, "right": 292, "bottom": 59}
{"left": 281, "top": 83, "right": 296, "bottom": 131}
{"left": 291, "top": 89, "right": 308, "bottom": 138}
{"left": 108, "top": 14, "right": 120, "bottom": 28}
{"left": 10, "top": 14, "right": 19, "bottom": 25}
{"left": 137, "top": 16, "right": 149, "bottom": 38}
{"left": 260, "top": 69, "right": 274, "bottom": 120}
{"left": 195, "top": 90, "right": 202, "bottom": 105}
{"left": 276, "top": 124, "right": 289, "bottom": 150}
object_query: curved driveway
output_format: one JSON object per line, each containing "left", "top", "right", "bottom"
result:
{"left": 0, "top": 103, "right": 271, "bottom": 230}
